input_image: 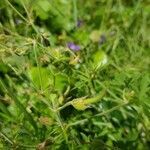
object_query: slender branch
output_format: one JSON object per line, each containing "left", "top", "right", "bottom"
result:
{"left": 67, "top": 102, "right": 128, "bottom": 127}
{"left": 73, "top": 0, "right": 78, "bottom": 26}
{"left": 56, "top": 101, "right": 72, "bottom": 112}
{"left": 17, "top": 143, "right": 36, "bottom": 148}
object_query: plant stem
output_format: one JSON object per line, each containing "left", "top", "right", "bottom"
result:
{"left": 51, "top": 98, "right": 70, "bottom": 148}
{"left": 5, "top": 0, "right": 28, "bottom": 22}
{"left": 85, "top": 89, "right": 106, "bottom": 104}
{"left": 73, "top": 0, "right": 78, "bottom": 26}
{"left": 33, "top": 40, "right": 43, "bottom": 91}
{"left": 5, "top": 0, "right": 40, "bottom": 35}
{"left": 21, "top": 0, "right": 40, "bottom": 35}
{"left": 67, "top": 102, "right": 128, "bottom": 127}
{"left": 56, "top": 101, "right": 72, "bottom": 112}
{"left": 0, "top": 131, "right": 14, "bottom": 145}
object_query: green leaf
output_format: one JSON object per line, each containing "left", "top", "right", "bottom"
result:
{"left": 54, "top": 73, "right": 68, "bottom": 92}
{"left": 33, "top": 0, "right": 51, "bottom": 20}
{"left": 72, "top": 90, "right": 105, "bottom": 110}
{"left": 28, "top": 67, "right": 53, "bottom": 90}
{"left": 0, "top": 61, "right": 9, "bottom": 73}
{"left": 139, "top": 73, "right": 150, "bottom": 100}
{"left": 91, "top": 50, "right": 108, "bottom": 70}
{"left": 0, "top": 101, "right": 11, "bottom": 117}
{"left": 73, "top": 30, "right": 89, "bottom": 46}
{"left": 90, "top": 30, "right": 100, "bottom": 42}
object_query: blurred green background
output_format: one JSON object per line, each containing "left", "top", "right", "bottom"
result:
{"left": 0, "top": 0, "right": 150, "bottom": 149}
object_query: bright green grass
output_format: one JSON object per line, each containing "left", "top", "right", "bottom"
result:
{"left": 0, "top": 0, "right": 150, "bottom": 149}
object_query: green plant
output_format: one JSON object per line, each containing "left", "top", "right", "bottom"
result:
{"left": 0, "top": 0, "right": 149, "bottom": 149}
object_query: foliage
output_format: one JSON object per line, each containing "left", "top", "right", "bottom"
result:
{"left": 0, "top": 0, "right": 150, "bottom": 149}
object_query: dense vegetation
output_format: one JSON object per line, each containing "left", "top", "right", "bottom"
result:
{"left": 0, "top": 0, "right": 150, "bottom": 149}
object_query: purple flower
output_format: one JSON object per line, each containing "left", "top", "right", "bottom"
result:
{"left": 67, "top": 42, "right": 81, "bottom": 51}
{"left": 99, "top": 34, "right": 106, "bottom": 45}
{"left": 77, "top": 20, "right": 83, "bottom": 28}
